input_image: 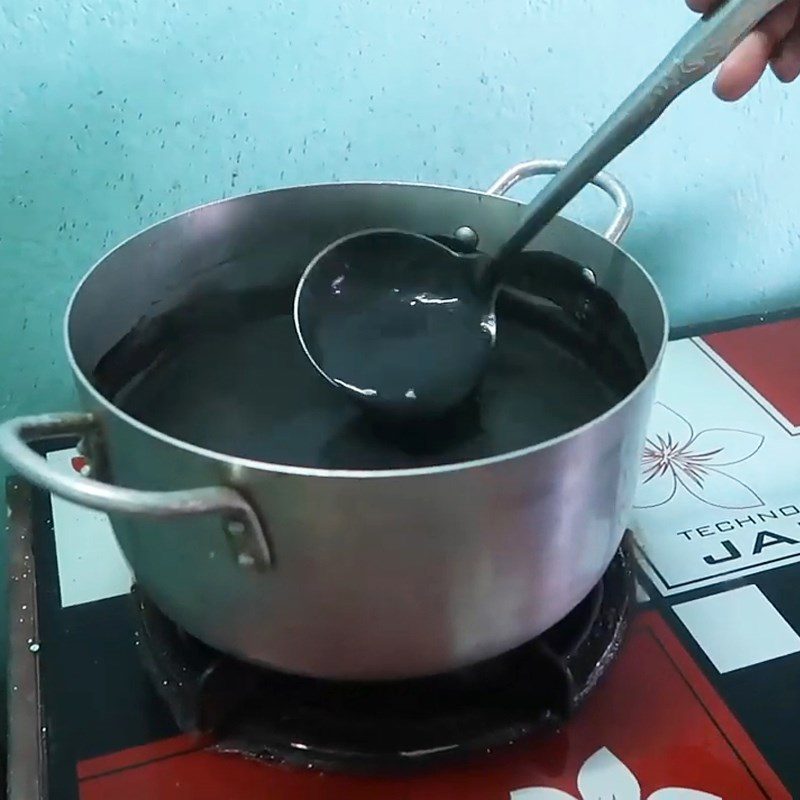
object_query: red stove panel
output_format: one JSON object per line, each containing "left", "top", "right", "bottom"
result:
{"left": 76, "top": 611, "right": 789, "bottom": 800}
{"left": 704, "top": 318, "right": 800, "bottom": 430}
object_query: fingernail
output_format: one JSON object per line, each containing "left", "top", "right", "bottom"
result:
{"left": 712, "top": 77, "right": 737, "bottom": 101}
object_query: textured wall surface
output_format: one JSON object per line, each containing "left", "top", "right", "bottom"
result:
{"left": 0, "top": 0, "right": 798, "bottom": 683}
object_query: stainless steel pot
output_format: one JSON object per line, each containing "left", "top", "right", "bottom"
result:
{"left": 0, "top": 160, "right": 667, "bottom": 680}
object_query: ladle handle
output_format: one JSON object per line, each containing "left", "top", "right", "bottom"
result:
{"left": 494, "top": 0, "right": 784, "bottom": 268}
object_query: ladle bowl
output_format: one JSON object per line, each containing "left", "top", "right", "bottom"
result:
{"left": 294, "top": 229, "right": 496, "bottom": 419}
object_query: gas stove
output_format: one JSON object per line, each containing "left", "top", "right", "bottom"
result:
{"left": 8, "top": 312, "right": 800, "bottom": 799}
{"left": 131, "top": 540, "right": 633, "bottom": 772}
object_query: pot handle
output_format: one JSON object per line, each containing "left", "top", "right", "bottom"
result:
{"left": 485, "top": 159, "right": 633, "bottom": 245}
{"left": 0, "top": 412, "right": 272, "bottom": 570}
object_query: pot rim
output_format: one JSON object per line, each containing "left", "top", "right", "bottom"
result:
{"left": 64, "top": 179, "right": 669, "bottom": 480}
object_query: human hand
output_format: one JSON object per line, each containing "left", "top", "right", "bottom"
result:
{"left": 687, "top": 0, "right": 800, "bottom": 99}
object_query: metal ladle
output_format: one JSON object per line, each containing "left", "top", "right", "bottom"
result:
{"left": 295, "top": 0, "right": 781, "bottom": 420}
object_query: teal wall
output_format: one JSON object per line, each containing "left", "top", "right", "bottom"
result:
{"left": 1, "top": 0, "right": 798, "bottom": 695}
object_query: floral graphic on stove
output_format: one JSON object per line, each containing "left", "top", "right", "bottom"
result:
{"left": 634, "top": 402, "right": 764, "bottom": 511}
{"left": 511, "top": 747, "right": 721, "bottom": 799}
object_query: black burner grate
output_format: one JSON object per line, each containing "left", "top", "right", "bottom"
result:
{"left": 133, "top": 536, "right": 635, "bottom": 772}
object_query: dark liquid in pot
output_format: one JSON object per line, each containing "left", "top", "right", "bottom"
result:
{"left": 93, "top": 251, "right": 647, "bottom": 471}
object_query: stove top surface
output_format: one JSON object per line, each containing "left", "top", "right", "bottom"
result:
{"left": 8, "top": 314, "right": 800, "bottom": 799}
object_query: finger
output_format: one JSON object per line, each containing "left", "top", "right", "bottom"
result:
{"left": 686, "top": 0, "right": 717, "bottom": 12}
{"left": 713, "top": 32, "right": 772, "bottom": 100}
{"left": 714, "top": 1, "right": 800, "bottom": 100}
{"left": 771, "top": 18, "right": 800, "bottom": 82}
